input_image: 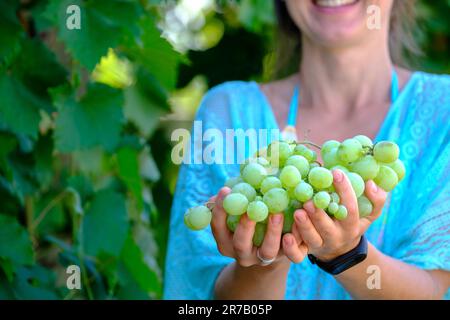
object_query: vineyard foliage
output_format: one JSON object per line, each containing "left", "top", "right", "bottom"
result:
{"left": 0, "top": 0, "right": 181, "bottom": 299}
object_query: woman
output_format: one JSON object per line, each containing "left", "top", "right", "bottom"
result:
{"left": 164, "top": 0, "right": 450, "bottom": 299}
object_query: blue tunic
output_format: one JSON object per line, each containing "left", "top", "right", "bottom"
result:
{"left": 164, "top": 71, "right": 450, "bottom": 299}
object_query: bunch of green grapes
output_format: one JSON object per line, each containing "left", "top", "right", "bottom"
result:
{"left": 184, "top": 136, "right": 405, "bottom": 247}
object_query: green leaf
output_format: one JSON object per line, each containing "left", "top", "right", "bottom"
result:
{"left": 3, "top": 265, "right": 60, "bottom": 300}
{"left": 0, "top": 215, "right": 34, "bottom": 268}
{"left": 126, "top": 16, "right": 180, "bottom": 89}
{"left": 124, "top": 85, "right": 165, "bottom": 138}
{"left": 0, "top": 0, "right": 23, "bottom": 63}
{"left": 54, "top": 84, "right": 124, "bottom": 152}
{"left": 117, "top": 147, "right": 144, "bottom": 211}
{"left": 0, "top": 258, "right": 15, "bottom": 282}
{"left": 82, "top": 189, "right": 129, "bottom": 257}
{"left": 10, "top": 38, "right": 68, "bottom": 113}
{"left": 120, "top": 233, "right": 161, "bottom": 295}
{"left": 0, "top": 74, "right": 41, "bottom": 138}
{"left": 44, "top": 0, "right": 142, "bottom": 70}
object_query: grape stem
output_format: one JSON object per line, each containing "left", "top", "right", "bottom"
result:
{"left": 312, "top": 160, "right": 323, "bottom": 167}
{"left": 297, "top": 140, "right": 322, "bottom": 150}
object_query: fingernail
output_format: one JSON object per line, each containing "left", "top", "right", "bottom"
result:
{"left": 295, "top": 211, "right": 306, "bottom": 223}
{"left": 284, "top": 236, "right": 293, "bottom": 246}
{"left": 371, "top": 181, "right": 378, "bottom": 193}
{"left": 334, "top": 170, "right": 343, "bottom": 183}
{"left": 271, "top": 214, "right": 282, "bottom": 225}
{"left": 304, "top": 201, "right": 314, "bottom": 213}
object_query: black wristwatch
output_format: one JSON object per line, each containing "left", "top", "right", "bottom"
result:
{"left": 308, "top": 235, "right": 368, "bottom": 275}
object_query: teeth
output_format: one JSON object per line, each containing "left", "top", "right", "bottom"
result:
{"left": 315, "top": 0, "right": 356, "bottom": 7}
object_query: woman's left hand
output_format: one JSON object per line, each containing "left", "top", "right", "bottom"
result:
{"left": 292, "top": 169, "right": 387, "bottom": 262}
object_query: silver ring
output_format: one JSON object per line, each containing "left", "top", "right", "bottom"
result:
{"left": 256, "top": 248, "right": 275, "bottom": 266}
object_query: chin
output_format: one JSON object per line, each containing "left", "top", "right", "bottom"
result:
{"left": 288, "top": 0, "right": 382, "bottom": 47}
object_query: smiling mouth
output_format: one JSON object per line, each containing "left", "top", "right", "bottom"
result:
{"left": 313, "top": 0, "right": 359, "bottom": 8}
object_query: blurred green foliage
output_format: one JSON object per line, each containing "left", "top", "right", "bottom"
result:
{"left": 0, "top": 0, "right": 448, "bottom": 300}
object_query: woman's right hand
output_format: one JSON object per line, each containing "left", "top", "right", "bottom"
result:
{"left": 210, "top": 187, "right": 309, "bottom": 267}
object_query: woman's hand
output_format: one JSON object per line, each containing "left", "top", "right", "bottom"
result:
{"left": 293, "top": 169, "right": 387, "bottom": 262}
{"left": 210, "top": 187, "right": 308, "bottom": 267}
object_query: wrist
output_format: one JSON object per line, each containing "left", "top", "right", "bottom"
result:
{"left": 316, "top": 237, "right": 362, "bottom": 262}
{"left": 308, "top": 235, "right": 368, "bottom": 275}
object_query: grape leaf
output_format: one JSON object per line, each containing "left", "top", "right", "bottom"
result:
{"left": 0, "top": 74, "right": 42, "bottom": 138}
{"left": 82, "top": 189, "right": 129, "bottom": 258}
{"left": 0, "top": 215, "right": 34, "bottom": 268}
{"left": 10, "top": 39, "right": 68, "bottom": 113}
{"left": 0, "top": 0, "right": 23, "bottom": 63}
{"left": 44, "top": 0, "right": 142, "bottom": 70}
{"left": 54, "top": 84, "right": 124, "bottom": 152}
{"left": 4, "top": 266, "right": 60, "bottom": 300}
{"left": 117, "top": 147, "right": 144, "bottom": 211}
{"left": 125, "top": 16, "right": 180, "bottom": 89}
{"left": 120, "top": 234, "right": 161, "bottom": 295}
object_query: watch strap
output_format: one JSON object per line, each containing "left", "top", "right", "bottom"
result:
{"left": 308, "top": 234, "right": 368, "bottom": 275}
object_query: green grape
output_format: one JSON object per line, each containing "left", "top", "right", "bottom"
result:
{"left": 334, "top": 205, "right": 348, "bottom": 220}
{"left": 226, "top": 214, "right": 241, "bottom": 232}
{"left": 327, "top": 184, "right": 336, "bottom": 193}
{"left": 374, "top": 165, "right": 399, "bottom": 192}
{"left": 184, "top": 205, "right": 212, "bottom": 230}
{"left": 337, "top": 138, "right": 363, "bottom": 163}
{"left": 253, "top": 223, "right": 267, "bottom": 247}
{"left": 321, "top": 140, "right": 340, "bottom": 158}
{"left": 260, "top": 176, "right": 282, "bottom": 194}
{"left": 242, "top": 162, "right": 267, "bottom": 188}
{"left": 255, "top": 195, "right": 263, "bottom": 202}
{"left": 287, "top": 187, "right": 297, "bottom": 199}
{"left": 184, "top": 213, "right": 194, "bottom": 229}
{"left": 357, "top": 196, "right": 373, "bottom": 218}
{"left": 279, "top": 165, "right": 302, "bottom": 188}
{"left": 308, "top": 167, "right": 333, "bottom": 190}
{"left": 350, "top": 155, "right": 380, "bottom": 181}
{"left": 293, "top": 144, "right": 308, "bottom": 156}
{"left": 309, "top": 150, "right": 318, "bottom": 162}
{"left": 285, "top": 155, "right": 310, "bottom": 178}
{"left": 330, "top": 165, "right": 349, "bottom": 174}
{"left": 386, "top": 159, "right": 405, "bottom": 181}
{"left": 309, "top": 162, "right": 320, "bottom": 169}
{"left": 290, "top": 199, "right": 302, "bottom": 209}
{"left": 373, "top": 141, "right": 399, "bottom": 163}
{"left": 294, "top": 144, "right": 316, "bottom": 162}
{"left": 255, "top": 157, "right": 270, "bottom": 168}
{"left": 294, "top": 182, "right": 314, "bottom": 202}
{"left": 330, "top": 192, "right": 340, "bottom": 203}
{"left": 225, "top": 176, "right": 243, "bottom": 188}
{"left": 263, "top": 188, "right": 289, "bottom": 213}
{"left": 240, "top": 157, "right": 269, "bottom": 173}
{"left": 283, "top": 207, "right": 295, "bottom": 233}
{"left": 323, "top": 148, "right": 342, "bottom": 169}
{"left": 268, "top": 141, "right": 292, "bottom": 166}
{"left": 313, "top": 191, "right": 331, "bottom": 209}
{"left": 353, "top": 135, "right": 373, "bottom": 149}
{"left": 255, "top": 146, "right": 268, "bottom": 158}
{"left": 232, "top": 182, "right": 257, "bottom": 202}
{"left": 247, "top": 200, "right": 269, "bottom": 222}
{"left": 347, "top": 172, "right": 365, "bottom": 197}
{"left": 327, "top": 202, "right": 339, "bottom": 215}
{"left": 223, "top": 193, "right": 248, "bottom": 216}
